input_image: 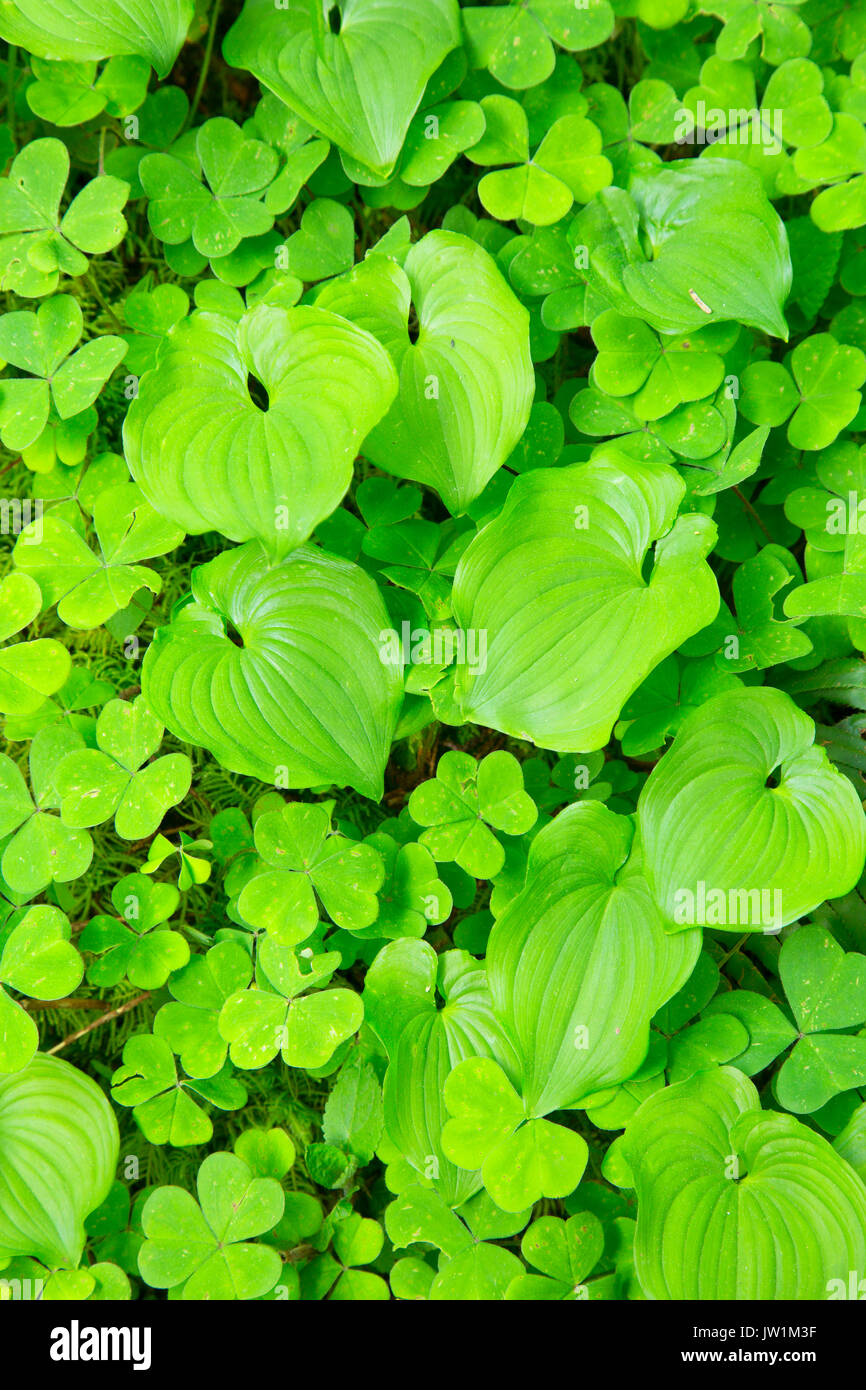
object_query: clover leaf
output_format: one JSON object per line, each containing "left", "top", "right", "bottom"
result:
{"left": 140, "top": 831, "right": 213, "bottom": 890}
{"left": 25, "top": 55, "right": 150, "bottom": 127}
{"left": 355, "top": 832, "right": 452, "bottom": 940}
{"left": 111, "top": 1034, "right": 247, "bottom": 1146}
{"left": 385, "top": 1184, "right": 529, "bottom": 1299}
{"left": 300, "top": 1211, "right": 388, "bottom": 1301}
{"left": 399, "top": 99, "right": 486, "bottom": 188}
{"left": 280, "top": 198, "right": 355, "bottom": 283}
{"left": 55, "top": 696, "right": 191, "bottom": 840}
{"left": 739, "top": 360, "right": 801, "bottom": 428}
{"left": 783, "top": 440, "right": 866, "bottom": 552}
{"left": 234, "top": 1126, "right": 296, "bottom": 1181}
{"left": 357, "top": 492, "right": 471, "bottom": 622}
{"left": 218, "top": 937, "right": 363, "bottom": 1071}
{"left": 3, "top": 596, "right": 66, "bottom": 707}
{"left": 786, "top": 333, "right": 866, "bottom": 450}
{"left": 616, "top": 654, "right": 741, "bottom": 756}
{"left": 154, "top": 941, "right": 253, "bottom": 1079}
{"left": 0, "top": 571, "right": 70, "bottom": 718}
{"left": 0, "top": 1255, "right": 131, "bottom": 1302}
{"left": 103, "top": 85, "right": 190, "bottom": 196}
{"left": 665, "top": 1013, "right": 750, "bottom": 1085}
{"left": 0, "top": 295, "right": 127, "bottom": 452}
{"left": 441, "top": 1056, "right": 588, "bottom": 1213}
{"left": 79, "top": 872, "right": 188, "bottom": 990}
{"left": 506, "top": 1212, "right": 605, "bottom": 1300}
{"left": 713, "top": 544, "right": 813, "bottom": 672}
{"left": 0, "top": 735, "right": 93, "bottom": 897}
{"left": 590, "top": 310, "right": 731, "bottom": 419}
{"left": 588, "top": 78, "right": 682, "bottom": 180}
{"left": 0, "top": 905, "right": 83, "bottom": 1073}
{"left": 408, "top": 751, "right": 537, "bottom": 880}
{"left": 121, "top": 279, "right": 189, "bottom": 374}
{"left": 243, "top": 94, "right": 330, "bottom": 215}
{"left": 462, "top": 0, "right": 615, "bottom": 90}
{"left": 141, "top": 117, "right": 279, "bottom": 262}
{"left": 236, "top": 801, "right": 384, "bottom": 942}
{"left": 705, "top": 0, "right": 811, "bottom": 66}
{"left": 138, "top": 1151, "right": 284, "bottom": 1300}
{"left": 14, "top": 482, "right": 184, "bottom": 629}
{"left": 0, "top": 139, "right": 129, "bottom": 298}
{"left": 11, "top": 663, "right": 113, "bottom": 746}
{"left": 84, "top": 1180, "right": 143, "bottom": 1276}
{"left": 470, "top": 98, "right": 612, "bottom": 226}
{"left": 707, "top": 925, "right": 866, "bottom": 1114}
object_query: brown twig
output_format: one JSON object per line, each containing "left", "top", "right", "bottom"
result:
{"left": 47, "top": 993, "right": 151, "bottom": 1054}
{"left": 22, "top": 997, "right": 110, "bottom": 1012}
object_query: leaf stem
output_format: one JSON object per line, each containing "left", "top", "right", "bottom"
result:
{"left": 6, "top": 46, "right": 16, "bottom": 154}
{"left": 22, "top": 997, "right": 110, "bottom": 1012}
{"left": 187, "top": 0, "right": 223, "bottom": 130}
{"left": 718, "top": 932, "right": 749, "bottom": 966}
{"left": 86, "top": 269, "right": 125, "bottom": 332}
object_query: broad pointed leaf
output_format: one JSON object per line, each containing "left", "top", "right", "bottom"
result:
{"left": 638, "top": 687, "right": 866, "bottom": 932}
{"left": 124, "top": 303, "right": 398, "bottom": 558}
{"left": 141, "top": 541, "right": 403, "bottom": 798}
{"left": 0, "top": 0, "right": 193, "bottom": 76}
{"left": 316, "top": 231, "right": 534, "bottom": 514}
{"left": 222, "top": 0, "right": 461, "bottom": 178}
{"left": 621, "top": 1067, "right": 866, "bottom": 1300}
{"left": 487, "top": 801, "right": 700, "bottom": 1115}
{"left": 0, "top": 1054, "right": 118, "bottom": 1267}
{"left": 449, "top": 452, "right": 719, "bottom": 749}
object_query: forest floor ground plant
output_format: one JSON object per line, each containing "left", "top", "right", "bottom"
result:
{"left": 1, "top": 0, "right": 866, "bottom": 1333}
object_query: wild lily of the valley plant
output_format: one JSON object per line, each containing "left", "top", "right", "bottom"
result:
{"left": 2, "top": 0, "right": 866, "bottom": 1307}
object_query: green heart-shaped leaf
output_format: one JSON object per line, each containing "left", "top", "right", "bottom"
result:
{"left": 487, "top": 802, "right": 700, "bottom": 1114}
{"left": 575, "top": 159, "right": 792, "bottom": 338}
{"left": 449, "top": 453, "right": 719, "bottom": 749}
{"left": 141, "top": 541, "right": 403, "bottom": 798}
{"left": 638, "top": 687, "right": 866, "bottom": 931}
{"left": 0, "top": 1053, "right": 118, "bottom": 1266}
{"left": 0, "top": 0, "right": 193, "bottom": 76}
{"left": 124, "top": 302, "right": 397, "bottom": 558}
{"left": 621, "top": 1067, "right": 866, "bottom": 1299}
{"left": 315, "top": 230, "right": 534, "bottom": 514}
{"left": 223, "top": 0, "right": 461, "bottom": 178}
